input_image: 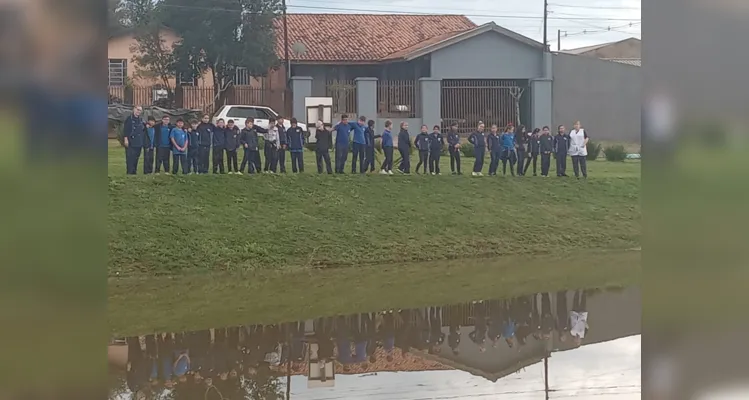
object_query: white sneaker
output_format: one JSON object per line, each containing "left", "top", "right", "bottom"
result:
{"left": 237, "top": 171, "right": 243, "bottom": 175}
{"left": 388, "top": 170, "right": 394, "bottom": 175}
{"left": 380, "top": 170, "right": 388, "bottom": 175}
{"left": 478, "top": 172, "right": 484, "bottom": 176}
{"left": 472, "top": 172, "right": 478, "bottom": 176}
{"left": 430, "top": 172, "right": 435, "bottom": 175}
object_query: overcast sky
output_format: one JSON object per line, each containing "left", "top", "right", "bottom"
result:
{"left": 286, "top": 0, "right": 641, "bottom": 51}
{"left": 288, "top": 335, "right": 641, "bottom": 399}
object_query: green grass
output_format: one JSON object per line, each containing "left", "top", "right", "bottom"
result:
{"left": 109, "top": 249, "right": 640, "bottom": 336}
{"left": 109, "top": 140, "right": 640, "bottom": 275}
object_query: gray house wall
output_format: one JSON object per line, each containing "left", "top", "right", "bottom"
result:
{"left": 430, "top": 32, "right": 544, "bottom": 79}
{"left": 552, "top": 53, "right": 641, "bottom": 142}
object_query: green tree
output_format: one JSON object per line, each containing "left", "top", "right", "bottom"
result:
{"left": 160, "top": 0, "right": 283, "bottom": 109}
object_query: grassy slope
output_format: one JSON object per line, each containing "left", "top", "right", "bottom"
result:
{"left": 108, "top": 141, "right": 640, "bottom": 275}
{"left": 109, "top": 250, "right": 640, "bottom": 336}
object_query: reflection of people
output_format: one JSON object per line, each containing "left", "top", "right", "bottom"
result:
{"left": 540, "top": 292, "right": 555, "bottom": 339}
{"left": 570, "top": 290, "right": 589, "bottom": 346}
{"left": 380, "top": 312, "right": 396, "bottom": 361}
{"left": 556, "top": 291, "right": 570, "bottom": 342}
{"left": 468, "top": 301, "right": 487, "bottom": 352}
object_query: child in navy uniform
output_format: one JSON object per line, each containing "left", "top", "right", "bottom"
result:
{"left": 539, "top": 126, "right": 554, "bottom": 177}
{"left": 196, "top": 115, "right": 214, "bottom": 174}
{"left": 239, "top": 118, "right": 266, "bottom": 174}
{"left": 144, "top": 116, "right": 156, "bottom": 174}
{"left": 554, "top": 125, "right": 570, "bottom": 177}
{"left": 154, "top": 115, "right": 173, "bottom": 174}
{"left": 169, "top": 119, "right": 189, "bottom": 175}
{"left": 379, "top": 120, "right": 394, "bottom": 175}
{"left": 313, "top": 121, "right": 334, "bottom": 174}
{"left": 224, "top": 119, "right": 241, "bottom": 174}
{"left": 428, "top": 125, "right": 444, "bottom": 175}
{"left": 468, "top": 123, "right": 486, "bottom": 176}
{"left": 364, "top": 120, "right": 377, "bottom": 173}
{"left": 447, "top": 123, "right": 461, "bottom": 175}
{"left": 187, "top": 120, "right": 200, "bottom": 174}
{"left": 397, "top": 122, "right": 412, "bottom": 174}
{"left": 276, "top": 116, "right": 288, "bottom": 173}
{"left": 287, "top": 118, "right": 305, "bottom": 173}
{"left": 487, "top": 124, "right": 501, "bottom": 176}
{"left": 524, "top": 128, "right": 541, "bottom": 176}
{"left": 212, "top": 119, "right": 227, "bottom": 174}
{"left": 500, "top": 125, "right": 517, "bottom": 176}
{"left": 414, "top": 125, "right": 430, "bottom": 174}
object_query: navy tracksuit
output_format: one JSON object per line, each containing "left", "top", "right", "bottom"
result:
{"left": 414, "top": 132, "right": 430, "bottom": 174}
{"left": 153, "top": 123, "right": 173, "bottom": 173}
{"left": 277, "top": 124, "right": 288, "bottom": 173}
{"left": 287, "top": 126, "right": 305, "bottom": 173}
{"left": 224, "top": 126, "right": 241, "bottom": 172}
{"left": 239, "top": 127, "right": 264, "bottom": 173}
{"left": 468, "top": 131, "right": 486, "bottom": 173}
{"left": 525, "top": 134, "right": 540, "bottom": 176}
{"left": 397, "top": 129, "right": 411, "bottom": 173}
{"left": 143, "top": 126, "right": 155, "bottom": 175}
{"left": 196, "top": 122, "right": 214, "bottom": 174}
{"left": 553, "top": 133, "right": 570, "bottom": 176}
{"left": 364, "top": 127, "right": 377, "bottom": 172}
{"left": 350, "top": 122, "right": 367, "bottom": 174}
{"left": 447, "top": 131, "right": 461, "bottom": 174}
{"left": 187, "top": 128, "right": 200, "bottom": 173}
{"left": 487, "top": 133, "right": 501, "bottom": 175}
{"left": 516, "top": 133, "right": 527, "bottom": 176}
{"left": 123, "top": 115, "right": 145, "bottom": 175}
{"left": 212, "top": 127, "right": 226, "bottom": 174}
{"left": 314, "top": 128, "right": 333, "bottom": 174}
{"left": 539, "top": 134, "right": 554, "bottom": 176}
{"left": 380, "top": 129, "right": 394, "bottom": 172}
{"left": 333, "top": 123, "right": 351, "bottom": 174}
{"left": 428, "top": 132, "right": 444, "bottom": 174}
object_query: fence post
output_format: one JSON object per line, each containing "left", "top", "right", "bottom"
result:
{"left": 290, "top": 76, "right": 313, "bottom": 122}
{"left": 354, "top": 77, "right": 377, "bottom": 120}
{"left": 419, "top": 77, "right": 442, "bottom": 130}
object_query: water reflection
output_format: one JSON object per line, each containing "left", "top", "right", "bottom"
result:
{"left": 109, "top": 287, "right": 640, "bottom": 399}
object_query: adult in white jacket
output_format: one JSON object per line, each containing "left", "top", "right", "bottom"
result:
{"left": 568, "top": 121, "right": 589, "bottom": 178}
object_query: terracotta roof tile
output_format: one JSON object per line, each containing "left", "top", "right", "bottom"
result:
{"left": 274, "top": 14, "right": 477, "bottom": 62}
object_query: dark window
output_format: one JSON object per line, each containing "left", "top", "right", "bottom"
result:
{"left": 225, "top": 107, "right": 274, "bottom": 119}
{"left": 108, "top": 59, "right": 127, "bottom": 86}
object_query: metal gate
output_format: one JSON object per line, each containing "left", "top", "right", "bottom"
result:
{"left": 325, "top": 79, "right": 357, "bottom": 116}
{"left": 441, "top": 79, "right": 527, "bottom": 134}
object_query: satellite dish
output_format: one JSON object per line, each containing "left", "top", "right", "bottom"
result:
{"left": 291, "top": 41, "right": 307, "bottom": 57}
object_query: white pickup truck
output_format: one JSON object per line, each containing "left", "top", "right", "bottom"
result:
{"left": 211, "top": 105, "right": 306, "bottom": 135}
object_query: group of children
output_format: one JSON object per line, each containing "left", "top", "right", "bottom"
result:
{"left": 123, "top": 107, "right": 590, "bottom": 179}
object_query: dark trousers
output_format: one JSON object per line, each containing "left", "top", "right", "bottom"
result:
{"left": 351, "top": 142, "right": 365, "bottom": 173}
{"left": 381, "top": 147, "right": 394, "bottom": 171}
{"left": 556, "top": 153, "right": 567, "bottom": 176}
{"left": 540, "top": 153, "right": 552, "bottom": 176}
{"left": 198, "top": 146, "right": 210, "bottom": 173}
{"left": 155, "top": 147, "right": 170, "bottom": 173}
{"left": 240, "top": 148, "right": 262, "bottom": 173}
{"left": 398, "top": 147, "right": 411, "bottom": 173}
{"left": 277, "top": 148, "right": 287, "bottom": 173}
{"left": 316, "top": 150, "right": 333, "bottom": 174}
{"left": 335, "top": 145, "right": 348, "bottom": 174}
{"left": 266, "top": 144, "right": 279, "bottom": 172}
{"left": 365, "top": 146, "right": 376, "bottom": 172}
{"left": 516, "top": 149, "right": 526, "bottom": 175}
{"left": 449, "top": 147, "right": 461, "bottom": 174}
{"left": 524, "top": 152, "right": 538, "bottom": 175}
{"left": 473, "top": 147, "right": 485, "bottom": 173}
{"left": 187, "top": 149, "right": 199, "bottom": 173}
{"left": 226, "top": 149, "right": 238, "bottom": 172}
{"left": 416, "top": 150, "right": 428, "bottom": 173}
{"left": 488, "top": 150, "right": 501, "bottom": 175}
{"left": 143, "top": 148, "right": 154, "bottom": 174}
{"left": 429, "top": 151, "right": 441, "bottom": 174}
{"left": 291, "top": 151, "right": 304, "bottom": 173}
{"left": 501, "top": 148, "right": 516, "bottom": 176}
{"left": 213, "top": 147, "right": 225, "bottom": 174}
{"left": 125, "top": 146, "right": 142, "bottom": 175}
{"left": 572, "top": 155, "right": 588, "bottom": 178}
{"left": 172, "top": 153, "right": 188, "bottom": 175}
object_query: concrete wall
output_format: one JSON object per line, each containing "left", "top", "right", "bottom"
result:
{"left": 552, "top": 53, "right": 641, "bottom": 142}
{"left": 430, "top": 32, "right": 544, "bottom": 79}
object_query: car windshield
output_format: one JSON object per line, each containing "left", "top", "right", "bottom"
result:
{"left": 225, "top": 107, "right": 274, "bottom": 119}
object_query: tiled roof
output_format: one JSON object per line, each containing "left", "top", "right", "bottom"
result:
{"left": 603, "top": 58, "right": 641, "bottom": 66}
{"left": 274, "top": 14, "right": 477, "bottom": 62}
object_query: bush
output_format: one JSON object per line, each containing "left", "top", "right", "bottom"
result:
{"left": 586, "top": 140, "right": 602, "bottom": 161}
{"left": 460, "top": 142, "right": 475, "bottom": 158}
{"left": 603, "top": 144, "right": 627, "bottom": 162}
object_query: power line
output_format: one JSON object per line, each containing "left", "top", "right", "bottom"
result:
{"left": 158, "top": 2, "right": 640, "bottom": 22}
{"left": 549, "top": 2, "right": 640, "bottom": 10}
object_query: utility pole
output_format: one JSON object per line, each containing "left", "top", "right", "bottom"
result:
{"left": 542, "top": 0, "right": 549, "bottom": 51}
{"left": 282, "top": 0, "right": 290, "bottom": 81}
{"left": 557, "top": 29, "right": 561, "bottom": 51}
{"left": 544, "top": 356, "right": 550, "bottom": 400}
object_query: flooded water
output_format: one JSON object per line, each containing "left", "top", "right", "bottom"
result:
{"left": 108, "top": 286, "right": 640, "bottom": 399}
